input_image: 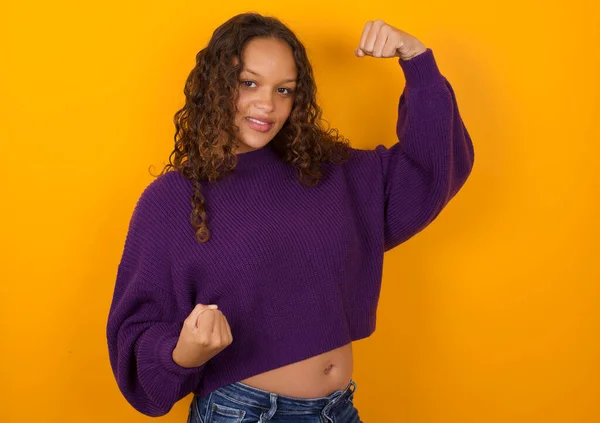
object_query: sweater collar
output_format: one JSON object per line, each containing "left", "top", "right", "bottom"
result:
{"left": 234, "top": 142, "right": 280, "bottom": 170}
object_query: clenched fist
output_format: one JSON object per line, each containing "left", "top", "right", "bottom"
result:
{"left": 172, "top": 303, "right": 233, "bottom": 368}
{"left": 355, "top": 19, "right": 427, "bottom": 61}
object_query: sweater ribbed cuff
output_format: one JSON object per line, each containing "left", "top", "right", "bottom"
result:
{"left": 399, "top": 48, "right": 445, "bottom": 88}
{"left": 156, "top": 333, "right": 207, "bottom": 377}
{"left": 137, "top": 323, "right": 206, "bottom": 378}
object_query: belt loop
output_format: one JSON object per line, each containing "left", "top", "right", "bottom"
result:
{"left": 348, "top": 380, "right": 357, "bottom": 402}
{"left": 259, "top": 393, "right": 278, "bottom": 421}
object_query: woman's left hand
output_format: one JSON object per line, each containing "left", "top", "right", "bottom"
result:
{"left": 355, "top": 20, "right": 427, "bottom": 61}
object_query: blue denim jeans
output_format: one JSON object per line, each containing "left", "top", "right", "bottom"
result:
{"left": 187, "top": 379, "right": 363, "bottom": 423}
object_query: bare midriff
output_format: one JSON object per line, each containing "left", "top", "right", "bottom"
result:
{"left": 239, "top": 342, "right": 353, "bottom": 398}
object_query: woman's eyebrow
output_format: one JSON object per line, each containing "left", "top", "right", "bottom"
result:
{"left": 243, "top": 68, "right": 297, "bottom": 83}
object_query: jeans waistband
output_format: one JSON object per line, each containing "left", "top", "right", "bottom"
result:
{"left": 211, "top": 379, "right": 357, "bottom": 414}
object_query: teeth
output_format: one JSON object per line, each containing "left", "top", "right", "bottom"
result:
{"left": 247, "top": 117, "right": 270, "bottom": 125}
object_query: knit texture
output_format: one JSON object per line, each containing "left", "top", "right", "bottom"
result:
{"left": 106, "top": 48, "right": 475, "bottom": 417}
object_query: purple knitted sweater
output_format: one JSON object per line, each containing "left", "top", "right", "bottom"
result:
{"left": 106, "top": 48, "right": 474, "bottom": 416}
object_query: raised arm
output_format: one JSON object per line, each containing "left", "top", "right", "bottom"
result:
{"left": 375, "top": 49, "right": 475, "bottom": 251}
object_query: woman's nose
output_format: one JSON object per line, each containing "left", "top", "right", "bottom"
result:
{"left": 254, "top": 91, "right": 274, "bottom": 111}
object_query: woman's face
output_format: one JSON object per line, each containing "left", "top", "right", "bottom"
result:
{"left": 234, "top": 37, "right": 297, "bottom": 154}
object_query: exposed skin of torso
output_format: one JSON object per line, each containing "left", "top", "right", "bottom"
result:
{"left": 240, "top": 343, "right": 353, "bottom": 397}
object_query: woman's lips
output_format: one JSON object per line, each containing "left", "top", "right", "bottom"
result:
{"left": 246, "top": 117, "right": 273, "bottom": 133}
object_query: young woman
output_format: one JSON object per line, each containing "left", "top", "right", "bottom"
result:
{"left": 106, "top": 12, "right": 475, "bottom": 423}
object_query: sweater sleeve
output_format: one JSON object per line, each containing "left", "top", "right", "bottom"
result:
{"left": 375, "top": 48, "right": 475, "bottom": 251}
{"left": 106, "top": 180, "right": 205, "bottom": 417}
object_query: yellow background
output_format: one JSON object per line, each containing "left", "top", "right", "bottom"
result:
{"left": 1, "top": 0, "right": 598, "bottom": 422}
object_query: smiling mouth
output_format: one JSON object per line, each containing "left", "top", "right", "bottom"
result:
{"left": 245, "top": 117, "right": 273, "bottom": 132}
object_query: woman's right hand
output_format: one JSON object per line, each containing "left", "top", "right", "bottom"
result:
{"left": 172, "top": 303, "right": 233, "bottom": 368}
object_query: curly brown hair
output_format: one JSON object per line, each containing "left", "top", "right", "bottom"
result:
{"left": 154, "top": 12, "right": 352, "bottom": 243}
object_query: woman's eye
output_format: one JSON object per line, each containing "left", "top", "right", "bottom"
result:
{"left": 240, "top": 81, "right": 292, "bottom": 95}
